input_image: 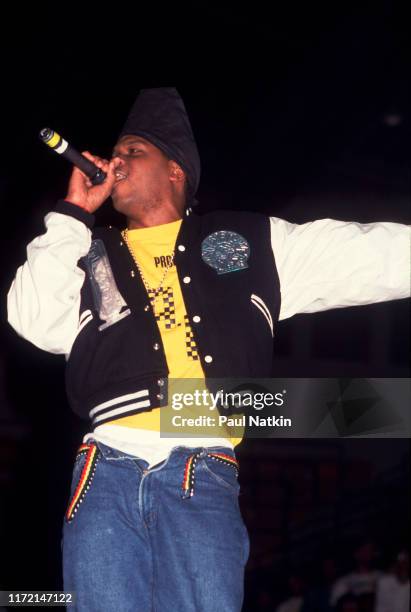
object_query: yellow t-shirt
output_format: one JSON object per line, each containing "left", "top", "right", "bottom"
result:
{"left": 107, "top": 219, "right": 243, "bottom": 445}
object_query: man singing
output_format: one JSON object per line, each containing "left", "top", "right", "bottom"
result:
{"left": 7, "top": 88, "right": 410, "bottom": 611}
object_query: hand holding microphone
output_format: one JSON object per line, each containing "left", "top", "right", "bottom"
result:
{"left": 39, "top": 128, "right": 122, "bottom": 213}
{"left": 64, "top": 150, "right": 122, "bottom": 213}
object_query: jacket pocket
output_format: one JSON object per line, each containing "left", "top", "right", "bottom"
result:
{"left": 251, "top": 294, "right": 274, "bottom": 337}
{"left": 65, "top": 442, "right": 100, "bottom": 523}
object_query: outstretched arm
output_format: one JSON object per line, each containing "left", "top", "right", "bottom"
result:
{"left": 269, "top": 217, "right": 410, "bottom": 321}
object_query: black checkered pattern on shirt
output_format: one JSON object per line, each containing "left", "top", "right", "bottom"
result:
{"left": 150, "top": 287, "right": 177, "bottom": 329}
{"left": 184, "top": 314, "right": 199, "bottom": 360}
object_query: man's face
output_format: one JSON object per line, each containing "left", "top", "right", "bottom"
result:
{"left": 110, "top": 134, "right": 173, "bottom": 217}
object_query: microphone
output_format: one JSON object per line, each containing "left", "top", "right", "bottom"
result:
{"left": 39, "top": 128, "right": 107, "bottom": 185}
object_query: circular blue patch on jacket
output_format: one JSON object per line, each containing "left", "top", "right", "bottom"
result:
{"left": 201, "top": 231, "right": 250, "bottom": 274}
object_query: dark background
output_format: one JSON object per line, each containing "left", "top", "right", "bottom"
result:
{"left": 0, "top": 2, "right": 409, "bottom": 608}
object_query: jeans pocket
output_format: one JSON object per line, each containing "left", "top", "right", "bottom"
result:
{"left": 65, "top": 442, "right": 100, "bottom": 523}
{"left": 202, "top": 451, "right": 240, "bottom": 494}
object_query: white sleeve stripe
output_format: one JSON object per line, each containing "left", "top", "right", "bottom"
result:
{"left": 79, "top": 309, "right": 93, "bottom": 326}
{"left": 77, "top": 313, "right": 93, "bottom": 335}
{"left": 251, "top": 294, "right": 274, "bottom": 335}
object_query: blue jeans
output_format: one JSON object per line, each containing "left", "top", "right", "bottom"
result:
{"left": 62, "top": 440, "right": 250, "bottom": 611}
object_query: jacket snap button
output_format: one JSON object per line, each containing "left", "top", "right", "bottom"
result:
{"left": 178, "top": 244, "right": 186, "bottom": 252}
{"left": 157, "top": 393, "right": 164, "bottom": 400}
{"left": 204, "top": 355, "right": 213, "bottom": 363}
{"left": 193, "top": 315, "right": 201, "bottom": 323}
{"left": 153, "top": 343, "right": 160, "bottom": 350}
{"left": 157, "top": 379, "right": 165, "bottom": 386}
{"left": 130, "top": 270, "right": 135, "bottom": 277}
{"left": 183, "top": 276, "right": 191, "bottom": 284}
{"left": 144, "top": 305, "right": 150, "bottom": 311}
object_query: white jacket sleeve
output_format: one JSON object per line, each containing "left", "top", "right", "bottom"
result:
{"left": 7, "top": 211, "right": 92, "bottom": 354}
{"left": 269, "top": 217, "right": 411, "bottom": 321}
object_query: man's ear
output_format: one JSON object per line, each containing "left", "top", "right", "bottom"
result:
{"left": 169, "top": 161, "right": 185, "bottom": 183}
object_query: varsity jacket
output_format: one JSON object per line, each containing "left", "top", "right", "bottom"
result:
{"left": 7, "top": 201, "right": 410, "bottom": 429}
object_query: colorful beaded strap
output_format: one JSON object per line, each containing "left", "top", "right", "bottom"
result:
{"left": 65, "top": 443, "right": 100, "bottom": 523}
{"left": 182, "top": 451, "right": 239, "bottom": 499}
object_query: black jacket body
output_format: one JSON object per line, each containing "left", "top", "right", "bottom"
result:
{"left": 65, "top": 209, "right": 281, "bottom": 428}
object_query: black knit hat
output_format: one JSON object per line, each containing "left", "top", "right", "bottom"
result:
{"left": 118, "top": 88, "right": 201, "bottom": 203}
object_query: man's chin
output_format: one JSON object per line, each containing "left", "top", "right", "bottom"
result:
{"left": 111, "top": 190, "right": 129, "bottom": 213}
{"left": 111, "top": 192, "right": 142, "bottom": 219}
